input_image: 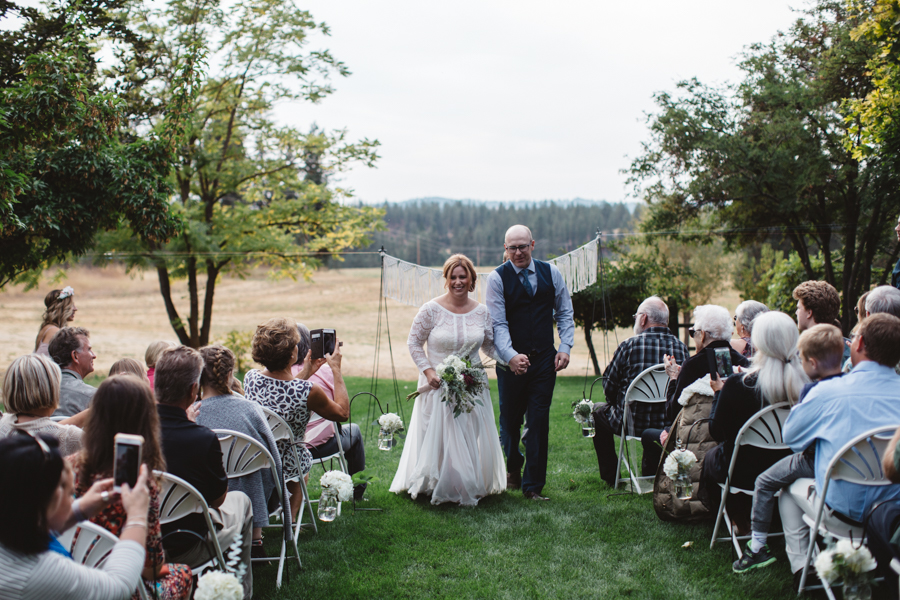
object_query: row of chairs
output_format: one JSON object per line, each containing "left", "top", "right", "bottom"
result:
{"left": 56, "top": 405, "right": 351, "bottom": 592}
{"left": 611, "top": 364, "right": 899, "bottom": 598}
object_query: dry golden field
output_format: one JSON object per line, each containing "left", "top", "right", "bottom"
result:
{"left": 0, "top": 265, "right": 743, "bottom": 383}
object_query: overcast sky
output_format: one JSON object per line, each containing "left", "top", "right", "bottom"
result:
{"left": 274, "top": 0, "right": 801, "bottom": 205}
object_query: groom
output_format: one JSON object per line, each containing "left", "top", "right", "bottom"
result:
{"left": 486, "top": 225, "right": 575, "bottom": 501}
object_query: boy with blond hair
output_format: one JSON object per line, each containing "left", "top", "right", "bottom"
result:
{"left": 733, "top": 324, "right": 844, "bottom": 573}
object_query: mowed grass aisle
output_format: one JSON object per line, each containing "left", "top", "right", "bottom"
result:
{"left": 253, "top": 376, "right": 798, "bottom": 600}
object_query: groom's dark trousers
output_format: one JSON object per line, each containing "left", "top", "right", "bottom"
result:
{"left": 497, "top": 348, "right": 556, "bottom": 495}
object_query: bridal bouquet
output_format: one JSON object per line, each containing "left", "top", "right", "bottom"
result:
{"left": 406, "top": 346, "right": 497, "bottom": 418}
{"left": 815, "top": 539, "right": 877, "bottom": 587}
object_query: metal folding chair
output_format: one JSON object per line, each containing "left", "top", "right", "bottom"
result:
{"left": 709, "top": 402, "right": 791, "bottom": 556}
{"left": 614, "top": 364, "right": 668, "bottom": 493}
{"left": 57, "top": 520, "right": 151, "bottom": 600}
{"left": 214, "top": 429, "right": 300, "bottom": 588}
{"left": 797, "top": 425, "right": 899, "bottom": 596}
{"left": 259, "top": 406, "right": 318, "bottom": 534}
{"left": 154, "top": 470, "right": 228, "bottom": 576}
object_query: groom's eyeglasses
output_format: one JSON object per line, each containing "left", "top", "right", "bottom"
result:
{"left": 505, "top": 244, "right": 531, "bottom": 254}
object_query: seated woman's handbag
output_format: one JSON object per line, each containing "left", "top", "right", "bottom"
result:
{"left": 653, "top": 376, "right": 718, "bottom": 523}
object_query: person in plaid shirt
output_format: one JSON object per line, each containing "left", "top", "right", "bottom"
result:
{"left": 591, "top": 296, "right": 688, "bottom": 488}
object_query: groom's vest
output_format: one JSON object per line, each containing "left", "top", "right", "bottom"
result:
{"left": 497, "top": 260, "right": 556, "bottom": 356}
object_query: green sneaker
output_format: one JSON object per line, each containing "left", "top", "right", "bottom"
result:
{"left": 733, "top": 542, "right": 776, "bottom": 573}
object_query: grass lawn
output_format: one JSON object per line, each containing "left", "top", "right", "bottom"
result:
{"left": 250, "top": 375, "right": 815, "bottom": 600}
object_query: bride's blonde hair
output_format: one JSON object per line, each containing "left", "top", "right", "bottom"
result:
{"left": 442, "top": 254, "right": 477, "bottom": 292}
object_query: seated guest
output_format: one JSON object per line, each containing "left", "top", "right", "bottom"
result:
{"left": 730, "top": 300, "right": 768, "bottom": 358}
{"left": 71, "top": 375, "right": 192, "bottom": 600}
{"left": 779, "top": 313, "right": 900, "bottom": 591}
{"left": 34, "top": 286, "right": 77, "bottom": 355}
{"left": 867, "top": 425, "right": 900, "bottom": 597}
{"left": 865, "top": 284, "right": 900, "bottom": 318}
{"left": 793, "top": 280, "right": 848, "bottom": 365}
{"left": 154, "top": 346, "right": 253, "bottom": 598}
{"left": 854, "top": 291, "right": 870, "bottom": 331}
{"left": 145, "top": 341, "right": 175, "bottom": 390}
{"left": 48, "top": 327, "right": 97, "bottom": 417}
{"left": 733, "top": 324, "right": 843, "bottom": 573}
{"left": 0, "top": 354, "right": 85, "bottom": 455}
{"left": 244, "top": 318, "right": 350, "bottom": 519}
{"left": 109, "top": 358, "right": 151, "bottom": 385}
{"left": 197, "top": 344, "right": 282, "bottom": 553}
{"left": 589, "top": 296, "right": 689, "bottom": 488}
{"left": 700, "top": 311, "right": 807, "bottom": 520}
{"left": 0, "top": 432, "right": 151, "bottom": 599}
{"left": 642, "top": 305, "right": 749, "bottom": 463}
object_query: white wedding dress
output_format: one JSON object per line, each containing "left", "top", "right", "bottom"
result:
{"left": 389, "top": 300, "right": 507, "bottom": 505}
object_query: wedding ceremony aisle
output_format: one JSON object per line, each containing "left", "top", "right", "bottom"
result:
{"left": 252, "top": 376, "right": 797, "bottom": 599}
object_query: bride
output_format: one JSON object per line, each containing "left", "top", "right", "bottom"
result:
{"left": 390, "top": 254, "right": 506, "bottom": 505}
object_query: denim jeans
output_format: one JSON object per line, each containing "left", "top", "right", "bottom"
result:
{"left": 751, "top": 451, "right": 814, "bottom": 533}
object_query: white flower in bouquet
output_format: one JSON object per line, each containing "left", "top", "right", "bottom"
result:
{"left": 814, "top": 540, "right": 877, "bottom": 584}
{"left": 663, "top": 449, "right": 697, "bottom": 479}
{"left": 571, "top": 399, "right": 593, "bottom": 424}
{"left": 814, "top": 549, "right": 837, "bottom": 583}
{"left": 320, "top": 470, "right": 353, "bottom": 502}
{"left": 836, "top": 539, "right": 877, "bottom": 576}
{"left": 195, "top": 571, "right": 244, "bottom": 600}
{"left": 378, "top": 412, "right": 404, "bottom": 434}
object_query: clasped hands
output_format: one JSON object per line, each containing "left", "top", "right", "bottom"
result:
{"left": 509, "top": 352, "right": 570, "bottom": 375}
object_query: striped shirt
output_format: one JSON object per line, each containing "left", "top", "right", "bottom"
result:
{"left": 0, "top": 539, "right": 144, "bottom": 600}
{"left": 602, "top": 327, "right": 689, "bottom": 433}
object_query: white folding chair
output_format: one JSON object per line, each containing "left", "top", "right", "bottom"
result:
{"left": 614, "top": 364, "right": 668, "bottom": 493}
{"left": 57, "top": 520, "right": 150, "bottom": 600}
{"left": 311, "top": 420, "right": 350, "bottom": 475}
{"left": 709, "top": 402, "right": 791, "bottom": 556}
{"left": 797, "top": 425, "right": 899, "bottom": 595}
{"left": 154, "top": 470, "right": 228, "bottom": 576}
{"left": 215, "top": 429, "right": 300, "bottom": 588}
{"left": 260, "top": 406, "right": 319, "bottom": 534}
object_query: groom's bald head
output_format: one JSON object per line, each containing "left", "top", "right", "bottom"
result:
{"left": 505, "top": 225, "right": 533, "bottom": 244}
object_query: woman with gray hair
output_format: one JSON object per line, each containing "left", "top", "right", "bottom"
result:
{"left": 699, "top": 311, "right": 809, "bottom": 519}
{"left": 731, "top": 300, "right": 769, "bottom": 358}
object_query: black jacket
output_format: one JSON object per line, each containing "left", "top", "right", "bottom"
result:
{"left": 664, "top": 340, "right": 749, "bottom": 426}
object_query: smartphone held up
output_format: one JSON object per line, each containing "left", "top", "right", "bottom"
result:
{"left": 113, "top": 433, "right": 144, "bottom": 491}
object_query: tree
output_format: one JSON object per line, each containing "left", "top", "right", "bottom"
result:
{"left": 627, "top": 0, "right": 900, "bottom": 332}
{"left": 0, "top": 19, "right": 186, "bottom": 288}
{"left": 95, "top": 0, "right": 383, "bottom": 347}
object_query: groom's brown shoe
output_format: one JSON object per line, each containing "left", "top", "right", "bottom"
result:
{"left": 524, "top": 491, "right": 550, "bottom": 501}
{"left": 506, "top": 472, "right": 521, "bottom": 490}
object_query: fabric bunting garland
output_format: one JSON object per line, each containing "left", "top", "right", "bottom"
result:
{"left": 381, "top": 238, "right": 599, "bottom": 308}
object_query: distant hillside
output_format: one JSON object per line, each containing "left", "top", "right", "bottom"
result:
{"left": 337, "top": 199, "right": 639, "bottom": 268}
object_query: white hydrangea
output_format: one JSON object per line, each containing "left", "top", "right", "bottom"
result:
{"left": 195, "top": 571, "right": 244, "bottom": 600}
{"left": 814, "top": 549, "right": 837, "bottom": 584}
{"left": 320, "top": 470, "right": 353, "bottom": 502}
{"left": 835, "top": 540, "right": 877, "bottom": 575}
{"left": 572, "top": 399, "right": 593, "bottom": 424}
{"left": 378, "top": 412, "right": 404, "bottom": 433}
{"left": 663, "top": 449, "right": 697, "bottom": 479}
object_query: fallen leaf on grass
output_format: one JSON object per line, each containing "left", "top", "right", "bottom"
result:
{"left": 682, "top": 541, "right": 693, "bottom": 549}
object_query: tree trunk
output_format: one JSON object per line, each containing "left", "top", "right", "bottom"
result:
{"left": 584, "top": 325, "right": 600, "bottom": 376}
{"left": 199, "top": 259, "right": 228, "bottom": 347}
{"left": 186, "top": 256, "right": 200, "bottom": 347}
{"left": 683, "top": 310, "right": 692, "bottom": 351}
{"left": 156, "top": 263, "right": 191, "bottom": 346}
{"left": 666, "top": 297, "right": 679, "bottom": 338}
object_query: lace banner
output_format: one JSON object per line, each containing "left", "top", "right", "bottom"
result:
{"left": 381, "top": 238, "right": 599, "bottom": 308}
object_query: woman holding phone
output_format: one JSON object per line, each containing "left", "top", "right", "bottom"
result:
{"left": 699, "top": 311, "right": 808, "bottom": 521}
{"left": 70, "top": 375, "right": 192, "bottom": 600}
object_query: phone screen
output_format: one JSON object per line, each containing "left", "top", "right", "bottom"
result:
{"left": 114, "top": 442, "right": 141, "bottom": 489}
{"left": 712, "top": 347, "right": 733, "bottom": 380}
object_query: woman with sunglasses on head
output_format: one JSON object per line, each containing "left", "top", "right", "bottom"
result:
{"left": 70, "top": 375, "right": 192, "bottom": 600}
{"left": 0, "top": 431, "right": 152, "bottom": 600}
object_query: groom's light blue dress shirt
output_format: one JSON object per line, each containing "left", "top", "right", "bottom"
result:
{"left": 782, "top": 360, "right": 900, "bottom": 521}
{"left": 485, "top": 259, "right": 575, "bottom": 364}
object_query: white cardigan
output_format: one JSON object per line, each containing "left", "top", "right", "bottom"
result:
{"left": 0, "top": 539, "right": 144, "bottom": 600}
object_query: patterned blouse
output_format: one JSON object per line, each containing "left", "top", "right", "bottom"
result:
{"left": 243, "top": 369, "right": 313, "bottom": 480}
{"left": 71, "top": 460, "right": 192, "bottom": 600}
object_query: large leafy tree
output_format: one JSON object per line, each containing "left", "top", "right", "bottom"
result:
{"left": 0, "top": 4, "right": 185, "bottom": 288}
{"left": 628, "top": 0, "right": 900, "bottom": 332}
{"left": 96, "top": 0, "right": 383, "bottom": 347}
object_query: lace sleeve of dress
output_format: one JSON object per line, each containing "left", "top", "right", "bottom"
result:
{"left": 408, "top": 302, "right": 436, "bottom": 373}
{"left": 479, "top": 305, "right": 501, "bottom": 364}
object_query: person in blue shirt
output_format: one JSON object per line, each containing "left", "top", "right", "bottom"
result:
{"left": 779, "top": 313, "right": 900, "bottom": 587}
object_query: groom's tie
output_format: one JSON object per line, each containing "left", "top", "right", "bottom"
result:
{"left": 520, "top": 270, "right": 534, "bottom": 296}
